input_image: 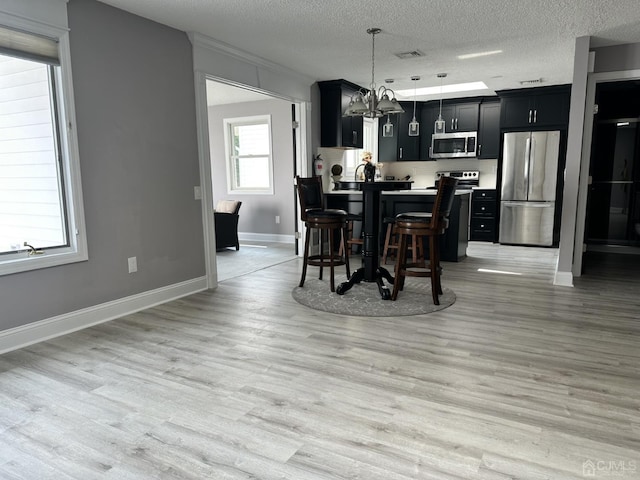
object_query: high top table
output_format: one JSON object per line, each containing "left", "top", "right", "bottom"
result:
{"left": 335, "top": 180, "right": 413, "bottom": 299}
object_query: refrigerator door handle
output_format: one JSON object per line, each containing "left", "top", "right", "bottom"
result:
{"left": 503, "top": 201, "right": 554, "bottom": 208}
{"left": 528, "top": 136, "right": 536, "bottom": 198}
{"left": 523, "top": 137, "right": 531, "bottom": 198}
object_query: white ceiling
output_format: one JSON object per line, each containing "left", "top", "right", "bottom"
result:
{"left": 99, "top": 0, "right": 640, "bottom": 102}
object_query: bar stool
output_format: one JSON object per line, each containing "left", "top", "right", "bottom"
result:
{"left": 295, "top": 176, "right": 350, "bottom": 292}
{"left": 381, "top": 217, "right": 423, "bottom": 265}
{"left": 339, "top": 213, "right": 363, "bottom": 258}
{"left": 391, "top": 177, "right": 458, "bottom": 304}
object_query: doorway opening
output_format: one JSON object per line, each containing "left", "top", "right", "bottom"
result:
{"left": 583, "top": 80, "right": 640, "bottom": 275}
{"left": 205, "top": 80, "right": 299, "bottom": 282}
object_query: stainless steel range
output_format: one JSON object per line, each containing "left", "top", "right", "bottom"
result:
{"left": 435, "top": 170, "right": 479, "bottom": 188}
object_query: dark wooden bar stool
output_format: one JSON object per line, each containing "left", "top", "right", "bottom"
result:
{"left": 339, "top": 213, "right": 363, "bottom": 258}
{"left": 381, "top": 217, "right": 422, "bottom": 265}
{"left": 391, "top": 177, "right": 459, "bottom": 304}
{"left": 295, "top": 176, "right": 350, "bottom": 292}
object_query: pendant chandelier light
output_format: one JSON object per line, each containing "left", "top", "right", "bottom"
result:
{"left": 408, "top": 75, "right": 420, "bottom": 136}
{"left": 382, "top": 114, "right": 394, "bottom": 137}
{"left": 344, "top": 28, "right": 404, "bottom": 119}
{"left": 434, "top": 73, "right": 447, "bottom": 134}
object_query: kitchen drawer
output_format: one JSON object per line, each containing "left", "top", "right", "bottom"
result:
{"left": 471, "top": 201, "right": 496, "bottom": 217}
{"left": 470, "top": 217, "right": 496, "bottom": 241}
{"left": 473, "top": 189, "right": 497, "bottom": 201}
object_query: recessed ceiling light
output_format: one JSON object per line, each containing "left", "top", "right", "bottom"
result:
{"left": 457, "top": 50, "right": 503, "bottom": 60}
{"left": 395, "top": 81, "right": 489, "bottom": 98}
{"left": 394, "top": 50, "right": 425, "bottom": 59}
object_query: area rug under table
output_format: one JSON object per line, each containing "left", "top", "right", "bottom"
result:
{"left": 292, "top": 277, "right": 455, "bottom": 317}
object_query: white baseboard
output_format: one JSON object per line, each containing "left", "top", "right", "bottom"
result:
{"left": 0, "top": 276, "right": 208, "bottom": 355}
{"left": 553, "top": 270, "right": 574, "bottom": 287}
{"left": 238, "top": 232, "right": 295, "bottom": 244}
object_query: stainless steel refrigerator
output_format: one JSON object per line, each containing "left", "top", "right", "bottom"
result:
{"left": 499, "top": 131, "right": 560, "bottom": 246}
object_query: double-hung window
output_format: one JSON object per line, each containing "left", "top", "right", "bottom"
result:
{"left": 223, "top": 115, "right": 273, "bottom": 194}
{"left": 0, "top": 18, "right": 86, "bottom": 276}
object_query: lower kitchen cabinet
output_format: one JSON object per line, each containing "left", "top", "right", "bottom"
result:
{"left": 470, "top": 189, "right": 497, "bottom": 242}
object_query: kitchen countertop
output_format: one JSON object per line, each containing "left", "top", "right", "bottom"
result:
{"left": 326, "top": 188, "right": 472, "bottom": 196}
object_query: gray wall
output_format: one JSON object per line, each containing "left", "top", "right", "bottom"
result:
{"left": 209, "top": 99, "right": 295, "bottom": 236}
{"left": 0, "top": 0, "right": 204, "bottom": 330}
{"left": 593, "top": 43, "right": 640, "bottom": 72}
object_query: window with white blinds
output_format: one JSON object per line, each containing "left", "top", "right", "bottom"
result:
{"left": 223, "top": 115, "right": 274, "bottom": 194}
{"left": 0, "top": 54, "right": 67, "bottom": 254}
{"left": 0, "top": 19, "right": 86, "bottom": 275}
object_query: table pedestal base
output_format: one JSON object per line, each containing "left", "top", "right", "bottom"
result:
{"left": 336, "top": 266, "right": 395, "bottom": 300}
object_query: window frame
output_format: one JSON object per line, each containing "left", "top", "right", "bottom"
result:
{"left": 0, "top": 15, "right": 88, "bottom": 276}
{"left": 344, "top": 117, "right": 378, "bottom": 179}
{"left": 223, "top": 115, "right": 274, "bottom": 195}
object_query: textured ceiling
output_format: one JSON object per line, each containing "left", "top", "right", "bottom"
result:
{"left": 98, "top": 0, "right": 640, "bottom": 101}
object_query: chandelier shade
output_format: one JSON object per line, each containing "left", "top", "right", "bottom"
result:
{"left": 343, "top": 28, "right": 404, "bottom": 119}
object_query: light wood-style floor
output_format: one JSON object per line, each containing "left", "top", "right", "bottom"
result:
{"left": 1, "top": 243, "right": 639, "bottom": 479}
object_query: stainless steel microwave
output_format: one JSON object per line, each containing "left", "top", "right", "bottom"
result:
{"left": 430, "top": 132, "right": 477, "bottom": 159}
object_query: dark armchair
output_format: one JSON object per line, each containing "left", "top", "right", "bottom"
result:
{"left": 214, "top": 200, "right": 242, "bottom": 251}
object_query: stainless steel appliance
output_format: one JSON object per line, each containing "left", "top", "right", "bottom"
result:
{"left": 435, "top": 170, "right": 479, "bottom": 188}
{"left": 431, "top": 132, "right": 477, "bottom": 159}
{"left": 499, "top": 130, "right": 560, "bottom": 246}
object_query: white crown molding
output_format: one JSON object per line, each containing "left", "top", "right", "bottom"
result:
{"left": 188, "top": 31, "right": 314, "bottom": 86}
{"left": 0, "top": 277, "right": 208, "bottom": 355}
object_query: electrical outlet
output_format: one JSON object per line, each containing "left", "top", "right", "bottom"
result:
{"left": 193, "top": 186, "right": 202, "bottom": 200}
{"left": 127, "top": 256, "right": 137, "bottom": 273}
{"left": 275, "top": 215, "right": 280, "bottom": 224}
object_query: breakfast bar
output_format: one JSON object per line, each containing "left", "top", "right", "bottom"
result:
{"left": 325, "top": 187, "right": 471, "bottom": 263}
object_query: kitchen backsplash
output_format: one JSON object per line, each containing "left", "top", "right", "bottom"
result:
{"left": 381, "top": 158, "right": 498, "bottom": 189}
{"left": 316, "top": 147, "right": 498, "bottom": 190}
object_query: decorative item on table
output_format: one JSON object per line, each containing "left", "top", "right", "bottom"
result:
{"left": 330, "top": 164, "right": 343, "bottom": 190}
{"left": 361, "top": 151, "right": 376, "bottom": 182}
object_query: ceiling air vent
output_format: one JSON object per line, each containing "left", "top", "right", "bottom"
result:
{"left": 520, "top": 78, "right": 543, "bottom": 86}
{"left": 394, "top": 50, "right": 425, "bottom": 60}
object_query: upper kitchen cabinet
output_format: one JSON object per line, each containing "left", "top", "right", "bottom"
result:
{"left": 440, "top": 100, "right": 480, "bottom": 132}
{"left": 477, "top": 100, "right": 501, "bottom": 159}
{"left": 378, "top": 113, "right": 398, "bottom": 163}
{"left": 318, "top": 79, "right": 364, "bottom": 148}
{"left": 377, "top": 101, "right": 422, "bottom": 162}
{"left": 397, "top": 101, "right": 421, "bottom": 161}
{"left": 499, "top": 85, "right": 571, "bottom": 129}
{"left": 419, "top": 102, "right": 437, "bottom": 160}
{"left": 419, "top": 99, "right": 482, "bottom": 160}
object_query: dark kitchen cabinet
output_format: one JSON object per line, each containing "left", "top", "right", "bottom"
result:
{"left": 397, "top": 101, "right": 421, "bottom": 161}
{"left": 419, "top": 102, "right": 438, "bottom": 160}
{"left": 477, "top": 100, "right": 501, "bottom": 159}
{"left": 470, "top": 189, "right": 497, "bottom": 242}
{"left": 419, "top": 99, "right": 479, "bottom": 160}
{"left": 377, "top": 113, "right": 398, "bottom": 163}
{"left": 318, "top": 79, "right": 364, "bottom": 148}
{"left": 499, "top": 85, "right": 570, "bottom": 129}
{"left": 439, "top": 100, "right": 479, "bottom": 132}
{"left": 377, "top": 101, "right": 422, "bottom": 162}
